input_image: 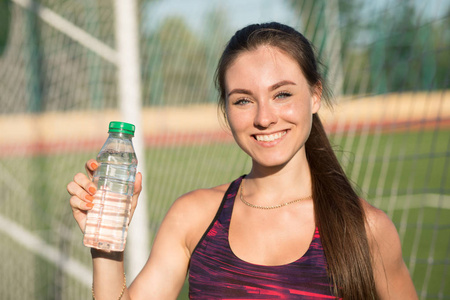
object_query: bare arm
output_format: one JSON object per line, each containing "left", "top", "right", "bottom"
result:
{"left": 129, "top": 187, "right": 226, "bottom": 298}
{"left": 90, "top": 197, "right": 191, "bottom": 300}
{"left": 364, "top": 202, "right": 418, "bottom": 299}
{"left": 128, "top": 195, "right": 193, "bottom": 299}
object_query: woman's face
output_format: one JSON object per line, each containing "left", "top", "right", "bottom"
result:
{"left": 224, "top": 46, "right": 321, "bottom": 168}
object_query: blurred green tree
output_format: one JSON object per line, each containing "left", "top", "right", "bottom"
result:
{"left": 286, "top": 0, "right": 449, "bottom": 94}
{"left": 368, "top": 3, "right": 449, "bottom": 92}
{"left": 142, "top": 16, "right": 210, "bottom": 106}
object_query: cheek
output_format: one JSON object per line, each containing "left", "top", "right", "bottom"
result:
{"left": 281, "top": 103, "right": 314, "bottom": 131}
{"left": 225, "top": 112, "right": 252, "bottom": 152}
{"left": 225, "top": 109, "right": 244, "bottom": 134}
{"left": 282, "top": 102, "right": 311, "bottom": 120}
{"left": 226, "top": 106, "right": 253, "bottom": 127}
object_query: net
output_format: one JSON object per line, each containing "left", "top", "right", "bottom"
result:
{"left": 0, "top": 0, "right": 448, "bottom": 299}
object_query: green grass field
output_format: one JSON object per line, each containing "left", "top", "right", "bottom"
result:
{"left": 0, "top": 128, "right": 448, "bottom": 299}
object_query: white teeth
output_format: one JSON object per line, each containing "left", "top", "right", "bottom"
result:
{"left": 255, "top": 131, "right": 286, "bottom": 142}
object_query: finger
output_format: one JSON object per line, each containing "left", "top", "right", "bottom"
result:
{"left": 67, "top": 180, "right": 95, "bottom": 204}
{"left": 72, "top": 172, "right": 97, "bottom": 195}
{"left": 85, "top": 159, "right": 99, "bottom": 179}
{"left": 69, "top": 195, "right": 92, "bottom": 232}
{"left": 69, "top": 195, "right": 94, "bottom": 211}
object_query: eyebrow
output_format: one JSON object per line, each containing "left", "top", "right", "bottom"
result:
{"left": 227, "top": 80, "right": 296, "bottom": 97}
{"left": 270, "top": 80, "right": 296, "bottom": 91}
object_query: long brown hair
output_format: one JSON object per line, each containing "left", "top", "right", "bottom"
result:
{"left": 215, "top": 22, "right": 379, "bottom": 299}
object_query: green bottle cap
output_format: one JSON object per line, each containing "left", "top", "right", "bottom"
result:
{"left": 108, "top": 121, "right": 135, "bottom": 136}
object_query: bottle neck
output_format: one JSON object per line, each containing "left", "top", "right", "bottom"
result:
{"left": 108, "top": 132, "right": 134, "bottom": 140}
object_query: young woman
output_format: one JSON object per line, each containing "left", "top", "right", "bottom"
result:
{"left": 67, "top": 22, "right": 418, "bottom": 299}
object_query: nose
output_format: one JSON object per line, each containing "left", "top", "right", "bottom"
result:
{"left": 254, "top": 102, "right": 277, "bottom": 128}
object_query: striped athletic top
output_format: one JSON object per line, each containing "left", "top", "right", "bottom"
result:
{"left": 188, "top": 176, "right": 339, "bottom": 299}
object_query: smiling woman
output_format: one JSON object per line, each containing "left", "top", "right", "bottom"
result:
{"left": 67, "top": 22, "right": 418, "bottom": 300}
{"left": 224, "top": 46, "right": 320, "bottom": 169}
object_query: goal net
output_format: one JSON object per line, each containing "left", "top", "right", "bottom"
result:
{"left": 0, "top": 0, "right": 448, "bottom": 299}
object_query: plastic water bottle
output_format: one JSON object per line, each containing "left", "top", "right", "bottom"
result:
{"left": 83, "top": 121, "right": 138, "bottom": 252}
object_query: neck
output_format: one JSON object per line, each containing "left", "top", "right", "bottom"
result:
{"left": 245, "top": 157, "right": 312, "bottom": 203}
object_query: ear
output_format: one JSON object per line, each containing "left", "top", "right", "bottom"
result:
{"left": 311, "top": 82, "right": 322, "bottom": 114}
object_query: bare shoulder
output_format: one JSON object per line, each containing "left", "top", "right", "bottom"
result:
{"left": 173, "top": 183, "right": 229, "bottom": 208}
{"left": 360, "top": 199, "right": 398, "bottom": 240}
{"left": 169, "top": 182, "right": 230, "bottom": 219}
{"left": 166, "top": 182, "right": 231, "bottom": 253}
{"left": 360, "top": 199, "right": 418, "bottom": 299}
{"left": 360, "top": 199, "right": 401, "bottom": 260}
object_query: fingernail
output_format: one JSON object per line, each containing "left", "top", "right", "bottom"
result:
{"left": 86, "top": 202, "right": 94, "bottom": 208}
{"left": 85, "top": 195, "right": 94, "bottom": 201}
{"left": 90, "top": 162, "right": 98, "bottom": 169}
{"left": 89, "top": 187, "right": 96, "bottom": 194}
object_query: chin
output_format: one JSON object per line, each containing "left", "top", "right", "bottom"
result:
{"left": 250, "top": 147, "right": 305, "bottom": 169}
{"left": 252, "top": 157, "right": 289, "bottom": 169}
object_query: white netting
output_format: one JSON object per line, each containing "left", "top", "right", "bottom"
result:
{"left": 0, "top": 0, "right": 448, "bottom": 299}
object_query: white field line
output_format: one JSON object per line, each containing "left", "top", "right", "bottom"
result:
{"left": 12, "top": 0, "right": 118, "bottom": 64}
{"left": 0, "top": 161, "right": 92, "bottom": 287}
{"left": 372, "top": 193, "right": 450, "bottom": 211}
{"left": 0, "top": 213, "right": 91, "bottom": 287}
{"left": 0, "top": 160, "right": 91, "bottom": 287}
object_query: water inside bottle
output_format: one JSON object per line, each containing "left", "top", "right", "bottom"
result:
{"left": 83, "top": 150, "right": 137, "bottom": 251}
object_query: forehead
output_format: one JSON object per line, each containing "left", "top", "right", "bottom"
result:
{"left": 224, "top": 46, "right": 306, "bottom": 91}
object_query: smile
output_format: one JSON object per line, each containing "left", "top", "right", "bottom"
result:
{"left": 254, "top": 131, "right": 287, "bottom": 142}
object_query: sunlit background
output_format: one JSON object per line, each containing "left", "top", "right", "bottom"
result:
{"left": 0, "top": 0, "right": 448, "bottom": 299}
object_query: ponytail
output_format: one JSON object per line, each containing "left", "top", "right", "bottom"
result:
{"left": 306, "top": 114, "right": 379, "bottom": 299}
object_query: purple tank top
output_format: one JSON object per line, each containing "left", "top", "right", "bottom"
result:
{"left": 188, "top": 176, "right": 339, "bottom": 299}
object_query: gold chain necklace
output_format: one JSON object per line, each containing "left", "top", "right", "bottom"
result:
{"left": 239, "top": 179, "right": 312, "bottom": 210}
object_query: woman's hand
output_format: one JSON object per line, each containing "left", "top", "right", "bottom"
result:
{"left": 66, "top": 159, "right": 142, "bottom": 232}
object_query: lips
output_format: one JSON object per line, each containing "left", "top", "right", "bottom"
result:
{"left": 254, "top": 130, "right": 287, "bottom": 142}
